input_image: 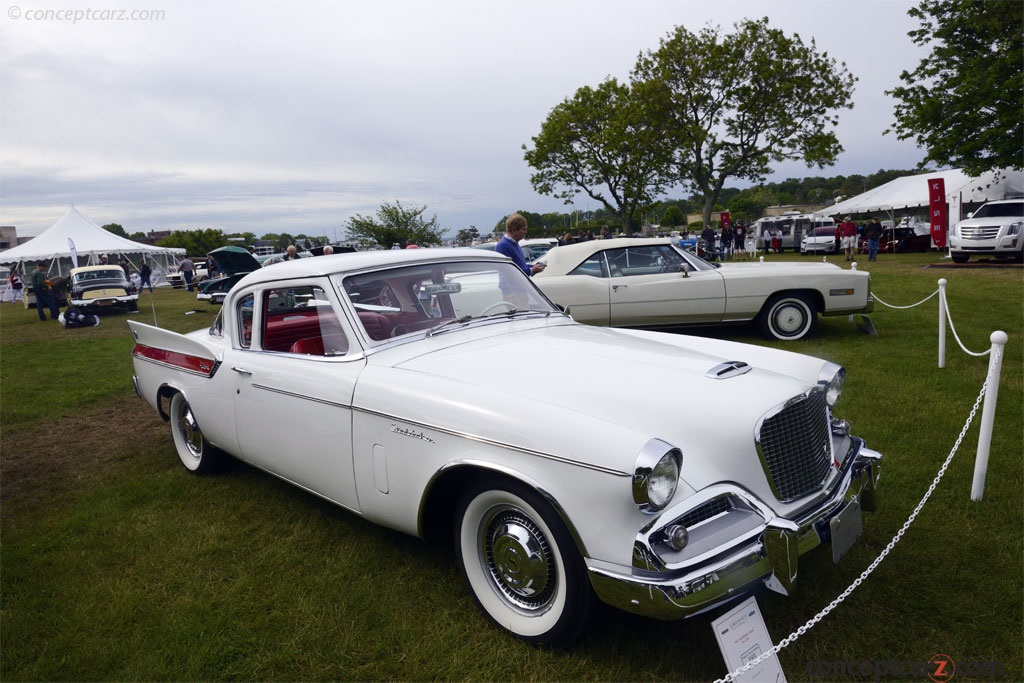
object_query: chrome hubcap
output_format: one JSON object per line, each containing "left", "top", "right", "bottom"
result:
{"left": 483, "top": 508, "right": 554, "bottom": 611}
{"left": 179, "top": 407, "right": 202, "bottom": 458}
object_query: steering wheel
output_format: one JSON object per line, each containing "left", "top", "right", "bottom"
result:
{"left": 479, "top": 300, "right": 518, "bottom": 316}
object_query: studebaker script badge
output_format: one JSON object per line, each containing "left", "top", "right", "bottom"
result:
{"left": 390, "top": 423, "right": 435, "bottom": 444}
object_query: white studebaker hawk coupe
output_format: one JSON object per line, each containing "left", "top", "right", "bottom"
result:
{"left": 128, "top": 249, "right": 882, "bottom": 646}
{"left": 532, "top": 238, "right": 874, "bottom": 340}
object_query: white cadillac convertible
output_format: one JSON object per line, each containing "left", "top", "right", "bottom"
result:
{"left": 532, "top": 238, "right": 873, "bottom": 340}
{"left": 128, "top": 249, "right": 882, "bottom": 646}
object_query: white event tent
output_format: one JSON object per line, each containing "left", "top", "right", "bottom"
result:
{"left": 819, "top": 167, "right": 1023, "bottom": 226}
{"left": 0, "top": 206, "right": 185, "bottom": 285}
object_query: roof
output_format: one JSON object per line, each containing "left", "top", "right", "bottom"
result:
{"left": 0, "top": 206, "right": 185, "bottom": 265}
{"left": 533, "top": 237, "right": 674, "bottom": 276}
{"left": 236, "top": 247, "right": 508, "bottom": 287}
{"left": 820, "top": 167, "right": 1023, "bottom": 217}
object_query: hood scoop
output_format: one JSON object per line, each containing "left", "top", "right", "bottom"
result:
{"left": 706, "top": 360, "right": 752, "bottom": 380}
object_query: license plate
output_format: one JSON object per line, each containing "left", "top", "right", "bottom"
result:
{"left": 830, "top": 498, "right": 862, "bottom": 563}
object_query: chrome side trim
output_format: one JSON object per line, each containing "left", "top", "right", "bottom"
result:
{"left": 250, "top": 383, "right": 350, "bottom": 409}
{"left": 353, "top": 405, "right": 630, "bottom": 477}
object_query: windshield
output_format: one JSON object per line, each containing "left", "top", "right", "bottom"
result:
{"left": 72, "top": 269, "right": 126, "bottom": 283}
{"left": 972, "top": 202, "right": 1024, "bottom": 219}
{"left": 341, "top": 260, "right": 559, "bottom": 342}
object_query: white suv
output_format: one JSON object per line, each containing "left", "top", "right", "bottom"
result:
{"left": 949, "top": 199, "right": 1024, "bottom": 263}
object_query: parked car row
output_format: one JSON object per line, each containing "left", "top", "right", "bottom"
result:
{"left": 128, "top": 248, "right": 883, "bottom": 647}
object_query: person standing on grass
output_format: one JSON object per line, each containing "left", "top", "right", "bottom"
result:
{"left": 139, "top": 261, "right": 153, "bottom": 293}
{"left": 179, "top": 257, "right": 195, "bottom": 291}
{"left": 31, "top": 261, "right": 58, "bottom": 321}
{"left": 864, "top": 217, "right": 883, "bottom": 261}
{"left": 839, "top": 217, "right": 858, "bottom": 261}
{"left": 9, "top": 270, "right": 24, "bottom": 303}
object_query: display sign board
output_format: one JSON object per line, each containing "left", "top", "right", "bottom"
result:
{"left": 712, "top": 596, "right": 787, "bottom": 683}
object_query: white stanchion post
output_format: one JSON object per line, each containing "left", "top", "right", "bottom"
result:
{"left": 971, "top": 331, "right": 1008, "bottom": 501}
{"left": 938, "top": 279, "right": 947, "bottom": 368}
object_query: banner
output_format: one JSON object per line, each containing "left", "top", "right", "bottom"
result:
{"left": 68, "top": 238, "right": 79, "bottom": 268}
{"left": 720, "top": 211, "right": 731, "bottom": 231}
{"left": 927, "top": 178, "right": 947, "bottom": 248}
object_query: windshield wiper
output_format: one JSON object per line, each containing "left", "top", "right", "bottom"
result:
{"left": 425, "top": 315, "right": 474, "bottom": 337}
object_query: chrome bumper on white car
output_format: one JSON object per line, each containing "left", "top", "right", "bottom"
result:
{"left": 587, "top": 435, "right": 882, "bottom": 620}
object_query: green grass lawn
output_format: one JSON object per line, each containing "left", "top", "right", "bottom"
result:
{"left": 1, "top": 255, "right": 1021, "bottom": 681}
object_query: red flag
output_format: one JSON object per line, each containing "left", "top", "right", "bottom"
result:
{"left": 720, "top": 211, "right": 731, "bottom": 230}
{"left": 927, "top": 178, "right": 947, "bottom": 248}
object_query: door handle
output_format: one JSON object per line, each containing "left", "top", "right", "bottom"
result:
{"left": 612, "top": 284, "right": 627, "bottom": 291}
{"left": 231, "top": 366, "right": 253, "bottom": 375}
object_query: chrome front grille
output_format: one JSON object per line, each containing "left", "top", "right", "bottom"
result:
{"left": 757, "top": 389, "right": 832, "bottom": 501}
{"left": 961, "top": 225, "right": 1002, "bottom": 240}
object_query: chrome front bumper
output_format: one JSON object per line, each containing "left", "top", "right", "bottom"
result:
{"left": 587, "top": 439, "right": 882, "bottom": 620}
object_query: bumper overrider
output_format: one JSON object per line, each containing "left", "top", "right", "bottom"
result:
{"left": 587, "top": 431, "right": 882, "bottom": 620}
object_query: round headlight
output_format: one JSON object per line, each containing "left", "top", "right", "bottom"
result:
{"left": 633, "top": 440, "right": 682, "bottom": 513}
{"left": 648, "top": 452, "right": 680, "bottom": 510}
{"left": 819, "top": 363, "right": 845, "bottom": 407}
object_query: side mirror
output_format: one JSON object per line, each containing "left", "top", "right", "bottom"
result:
{"left": 679, "top": 265, "right": 689, "bottom": 278}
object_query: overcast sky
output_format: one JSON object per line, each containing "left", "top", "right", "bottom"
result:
{"left": 1, "top": 0, "right": 931, "bottom": 239}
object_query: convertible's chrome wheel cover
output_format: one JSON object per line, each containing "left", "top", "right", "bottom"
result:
{"left": 482, "top": 507, "right": 555, "bottom": 611}
{"left": 771, "top": 302, "right": 809, "bottom": 336}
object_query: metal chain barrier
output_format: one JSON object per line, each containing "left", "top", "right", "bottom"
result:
{"left": 715, "top": 379, "right": 989, "bottom": 683}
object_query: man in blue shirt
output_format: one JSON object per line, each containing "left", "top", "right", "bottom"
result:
{"left": 496, "top": 213, "right": 546, "bottom": 276}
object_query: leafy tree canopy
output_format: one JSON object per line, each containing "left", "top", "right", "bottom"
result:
{"left": 633, "top": 17, "right": 856, "bottom": 225}
{"left": 887, "top": 0, "right": 1023, "bottom": 175}
{"left": 102, "top": 223, "right": 128, "bottom": 238}
{"left": 156, "top": 228, "right": 229, "bottom": 255}
{"left": 524, "top": 77, "right": 672, "bottom": 233}
{"left": 344, "top": 201, "right": 445, "bottom": 249}
{"left": 455, "top": 227, "right": 480, "bottom": 246}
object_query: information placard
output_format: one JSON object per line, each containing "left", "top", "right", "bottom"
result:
{"left": 711, "top": 596, "right": 787, "bottom": 683}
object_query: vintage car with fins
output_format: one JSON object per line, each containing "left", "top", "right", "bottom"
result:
{"left": 532, "top": 238, "right": 873, "bottom": 341}
{"left": 128, "top": 248, "right": 883, "bottom": 646}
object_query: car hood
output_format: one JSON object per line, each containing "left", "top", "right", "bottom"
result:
{"left": 208, "top": 246, "right": 260, "bottom": 275}
{"left": 355, "top": 322, "right": 826, "bottom": 502}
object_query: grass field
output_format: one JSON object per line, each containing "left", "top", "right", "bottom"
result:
{"left": 1, "top": 253, "right": 1021, "bottom": 681}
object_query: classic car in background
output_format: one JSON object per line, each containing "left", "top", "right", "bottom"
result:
{"left": 532, "top": 238, "right": 873, "bottom": 341}
{"left": 196, "top": 246, "right": 261, "bottom": 304}
{"left": 129, "top": 249, "right": 882, "bottom": 646}
{"left": 471, "top": 237, "right": 558, "bottom": 265}
{"left": 67, "top": 265, "right": 139, "bottom": 312}
{"left": 166, "top": 261, "right": 209, "bottom": 288}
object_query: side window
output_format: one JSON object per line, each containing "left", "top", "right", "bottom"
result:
{"left": 261, "top": 285, "right": 349, "bottom": 356}
{"left": 568, "top": 253, "right": 608, "bottom": 278}
{"left": 237, "top": 293, "right": 255, "bottom": 349}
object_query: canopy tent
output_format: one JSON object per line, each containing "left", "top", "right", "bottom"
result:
{"left": 0, "top": 206, "right": 185, "bottom": 285}
{"left": 819, "top": 168, "right": 1023, "bottom": 224}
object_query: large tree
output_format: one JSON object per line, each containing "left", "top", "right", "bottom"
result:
{"left": 887, "top": 0, "right": 1023, "bottom": 175}
{"left": 632, "top": 18, "right": 856, "bottom": 226}
{"left": 344, "top": 201, "right": 445, "bottom": 249}
{"left": 523, "top": 77, "right": 671, "bottom": 233}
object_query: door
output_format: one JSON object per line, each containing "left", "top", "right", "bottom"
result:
{"left": 227, "top": 282, "right": 364, "bottom": 511}
{"left": 605, "top": 245, "right": 726, "bottom": 326}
